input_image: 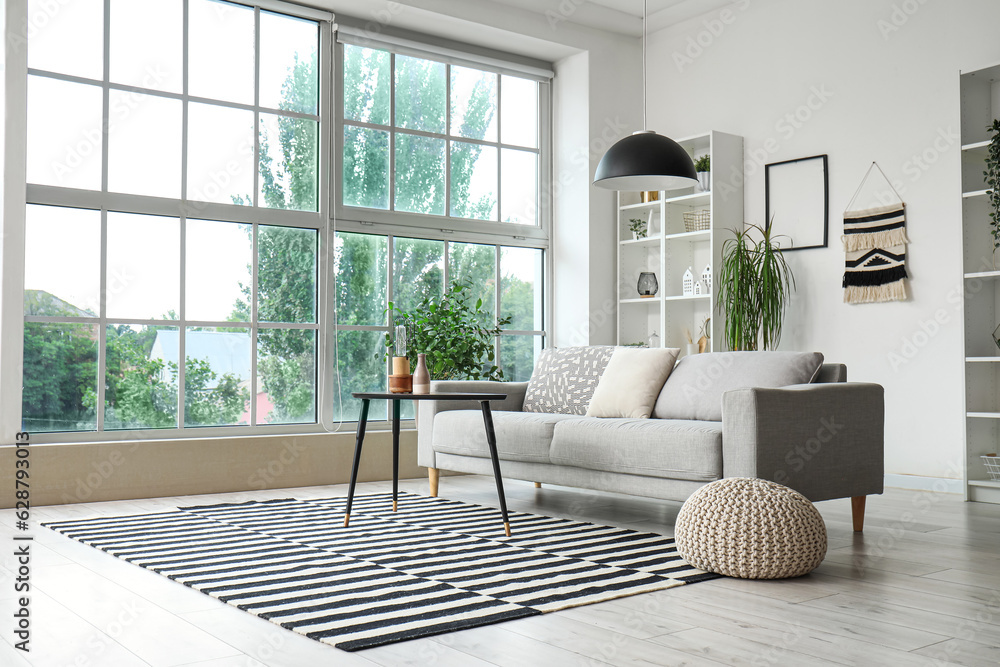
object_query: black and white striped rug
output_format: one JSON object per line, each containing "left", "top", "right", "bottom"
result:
{"left": 44, "top": 492, "right": 717, "bottom": 651}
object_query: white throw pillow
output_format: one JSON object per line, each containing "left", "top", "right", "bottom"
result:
{"left": 586, "top": 347, "right": 681, "bottom": 419}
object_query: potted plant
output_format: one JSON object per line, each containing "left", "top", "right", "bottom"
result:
{"left": 383, "top": 278, "right": 511, "bottom": 381}
{"left": 717, "top": 222, "right": 795, "bottom": 351}
{"left": 695, "top": 155, "right": 711, "bottom": 192}
{"left": 985, "top": 119, "right": 1000, "bottom": 269}
{"left": 628, "top": 218, "right": 647, "bottom": 240}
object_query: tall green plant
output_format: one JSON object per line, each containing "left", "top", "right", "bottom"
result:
{"left": 985, "top": 119, "right": 1000, "bottom": 268}
{"left": 384, "top": 278, "right": 512, "bottom": 381}
{"left": 717, "top": 222, "right": 795, "bottom": 351}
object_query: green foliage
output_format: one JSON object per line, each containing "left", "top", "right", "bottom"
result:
{"left": 21, "top": 323, "right": 98, "bottom": 431}
{"left": 986, "top": 119, "right": 1000, "bottom": 264}
{"left": 384, "top": 279, "right": 511, "bottom": 381}
{"left": 695, "top": 155, "right": 711, "bottom": 172}
{"left": 628, "top": 218, "right": 647, "bottom": 238}
{"left": 717, "top": 222, "right": 795, "bottom": 351}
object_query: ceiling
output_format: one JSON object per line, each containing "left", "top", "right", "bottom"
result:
{"left": 481, "top": 0, "right": 738, "bottom": 35}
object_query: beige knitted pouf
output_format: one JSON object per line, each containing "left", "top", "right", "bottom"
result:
{"left": 674, "top": 477, "right": 827, "bottom": 579}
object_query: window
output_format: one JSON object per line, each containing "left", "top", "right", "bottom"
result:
{"left": 333, "top": 35, "right": 550, "bottom": 420}
{"left": 18, "top": 1, "right": 549, "bottom": 438}
{"left": 339, "top": 43, "right": 544, "bottom": 228}
{"left": 23, "top": 0, "right": 325, "bottom": 435}
{"left": 333, "top": 233, "right": 544, "bottom": 423}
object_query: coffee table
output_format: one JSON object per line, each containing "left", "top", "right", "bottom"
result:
{"left": 345, "top": 392, "right": 512, "bottom": 536}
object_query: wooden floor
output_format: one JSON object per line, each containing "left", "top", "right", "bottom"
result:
{"left": 2, "top": 476, "right": 999, "bottom": 666}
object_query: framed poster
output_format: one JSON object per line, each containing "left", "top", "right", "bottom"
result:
{"left": 764, "top": 154, "right": 829, "bottom": 251}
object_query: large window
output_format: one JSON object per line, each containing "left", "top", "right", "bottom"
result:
{"left": 23, "top": 0, "right": 324, "bottom": 434}
{"left": 18, "top": 1, "right": 550, "bottom": 438}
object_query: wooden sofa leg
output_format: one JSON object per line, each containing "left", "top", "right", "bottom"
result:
{"left": 429, "top": 468, "right": 440, "bottom": 497}
{"left": 534, "top": 482, "right": 542, "bottom": 488}
{"left": 851, "top": 496, "right": 866, "bottom": 532}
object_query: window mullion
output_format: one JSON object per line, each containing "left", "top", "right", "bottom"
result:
{"left": 445, "top": 63, "right": 451, "bottom": 220}
{"left": 389, "top": 53, "right": 396, "bottom": 213}
{"left": 496, "top": 74, "right": 503, "bottom": 223}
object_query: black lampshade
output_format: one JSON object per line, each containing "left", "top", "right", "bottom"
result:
{"left": 593, "top": 130, "right": 698, "bottom": 191}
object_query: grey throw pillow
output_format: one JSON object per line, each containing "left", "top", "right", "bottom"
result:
{"left": 523, "top": 346, "right": 615, "bottom": 415}
{"left": 652, "top": 351, "right": 824, "bottom": 422}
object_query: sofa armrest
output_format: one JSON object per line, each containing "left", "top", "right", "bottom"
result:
{"left": 417, "top": 380, "right": 529, "bottom": 468}
{"left": 722, "top": 382, "right": 884, "bottom": 502}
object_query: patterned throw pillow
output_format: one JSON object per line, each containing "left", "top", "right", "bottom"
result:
{"left": 522, "top": 346, "right": 616, "bottom": 415}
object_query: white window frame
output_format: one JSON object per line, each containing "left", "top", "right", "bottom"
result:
{"left": 15, "top": 0, "right": 335, "bottom": 443}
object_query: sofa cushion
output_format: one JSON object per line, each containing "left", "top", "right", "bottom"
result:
{"left": 653, "top": 351, "right": 824, "bottom": 422}
{"left": 432, "top": 410, "right": 583, "bottom": 463}
{"left": 586, "top": 347, "right": 680, "bottom": 419}
{"left": 549, "top": 418, "right": 722, "bottom": 482}
{"left": 522, "top": 345, "right": 615, "bottom": 415}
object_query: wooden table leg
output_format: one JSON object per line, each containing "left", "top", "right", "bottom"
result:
{"left": 392, "top": 399, "right": 400, "bottom": 512}
{"left": 344, "top": 399, "right": 370, "bottom": 528}
{"left": 480, "top": 400, "right": 511, "bottom": 537}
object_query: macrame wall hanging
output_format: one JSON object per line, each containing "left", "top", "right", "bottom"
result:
{"left": 842, "top": 162, "right": 909, "bottom": 304}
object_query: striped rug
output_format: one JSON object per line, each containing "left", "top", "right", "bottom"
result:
{"left": 44, "top": 492, "right": 717, "bottom": 651}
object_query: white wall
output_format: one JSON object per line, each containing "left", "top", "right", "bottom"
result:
{"left": 646, "top": 0, "right": 1000, "bottom": 482}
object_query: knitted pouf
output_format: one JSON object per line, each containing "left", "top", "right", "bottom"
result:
{"left": 674, "top": 477, "right": 827, "bottom": 579}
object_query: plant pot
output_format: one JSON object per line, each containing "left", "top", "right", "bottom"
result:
{"left": 697, "top": 171, "right": 711, "bottom": 192}
{"left": 685, "top": 343, "right": 699, "bottom": 357}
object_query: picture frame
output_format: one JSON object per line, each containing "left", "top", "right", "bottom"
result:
{"left": 764, "top": 154, "right": 829, "bottom": 251}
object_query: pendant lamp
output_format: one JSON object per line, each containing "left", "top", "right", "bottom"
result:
{"left": 593, "top": 0, "right": 697, "bottom": 191}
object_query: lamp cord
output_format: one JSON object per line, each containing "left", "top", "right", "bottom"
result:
{"left": 642, "top": 0, "right": 647, "bottom": 130}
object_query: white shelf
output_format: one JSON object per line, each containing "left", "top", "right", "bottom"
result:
{"left": 620, "top": 297, "right": 660, "bottom": 305}
{"left": 962, "top": 140, "right": 991, "bottom": 151}
{"left": 963, "top": 189, "right": 989, "bottom": 198}
{"left": 967, "top": 412, "right": 1000, "bottom": 419}
{"left": 965, "top": 270, "right": 1000, "bottom": 279}
{"left": 620, "top": 237, "right": 661, "bottom": 247}
{"left": 968, "top": 479, "right": 1000, "bottom": 489}
{"left": 967, "top": 357, "right": 1000, "bottom": 362}
{"left": 620, "top": 200, "right": 661, "bottom": 211}
{"left": 663, "top": 293, "right": 711, "bottom": 302}
{"left": 665, "top": 230, "right": 711, "bottom": 241}
{"left": 664, "top": 191, "right": 710, "bottom": 205}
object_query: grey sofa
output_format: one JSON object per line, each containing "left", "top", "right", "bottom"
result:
{"left": 417, "top": 348, "right": 884, "bottom": 531}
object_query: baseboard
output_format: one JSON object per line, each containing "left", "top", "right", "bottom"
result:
{"left": 883, "top": 473, "right": 963, "bottom": 494}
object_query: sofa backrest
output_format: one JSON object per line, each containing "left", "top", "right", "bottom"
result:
{"left": 651, "top": 351, "right": 826, "bottom": 422}
{"left": 814, "top": 363, "right": 847, "bottom": 383}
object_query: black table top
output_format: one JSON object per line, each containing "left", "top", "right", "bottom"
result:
{"left": 351, "top": 391, "right": 507, "bottom": 401}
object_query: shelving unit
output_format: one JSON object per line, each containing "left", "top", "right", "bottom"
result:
{"left": 960, "top": 62, "right": 1000, "bottom": 504}
{"left": 615, "top": 131, "right": 743, "bottom": 355}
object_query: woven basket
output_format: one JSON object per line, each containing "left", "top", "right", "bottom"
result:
{"left": 983, "top": 455, "right": 1000, "bottom": 481}
{"left": 683, "top": 209, "right": 711, "bottom": 232}
{"left": 674, "top": 477, "right": 827, "bottom": 579}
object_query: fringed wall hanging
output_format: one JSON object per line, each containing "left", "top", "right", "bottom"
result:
{"left": 842, "top": 163, "right": 909, "bottom": 303}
